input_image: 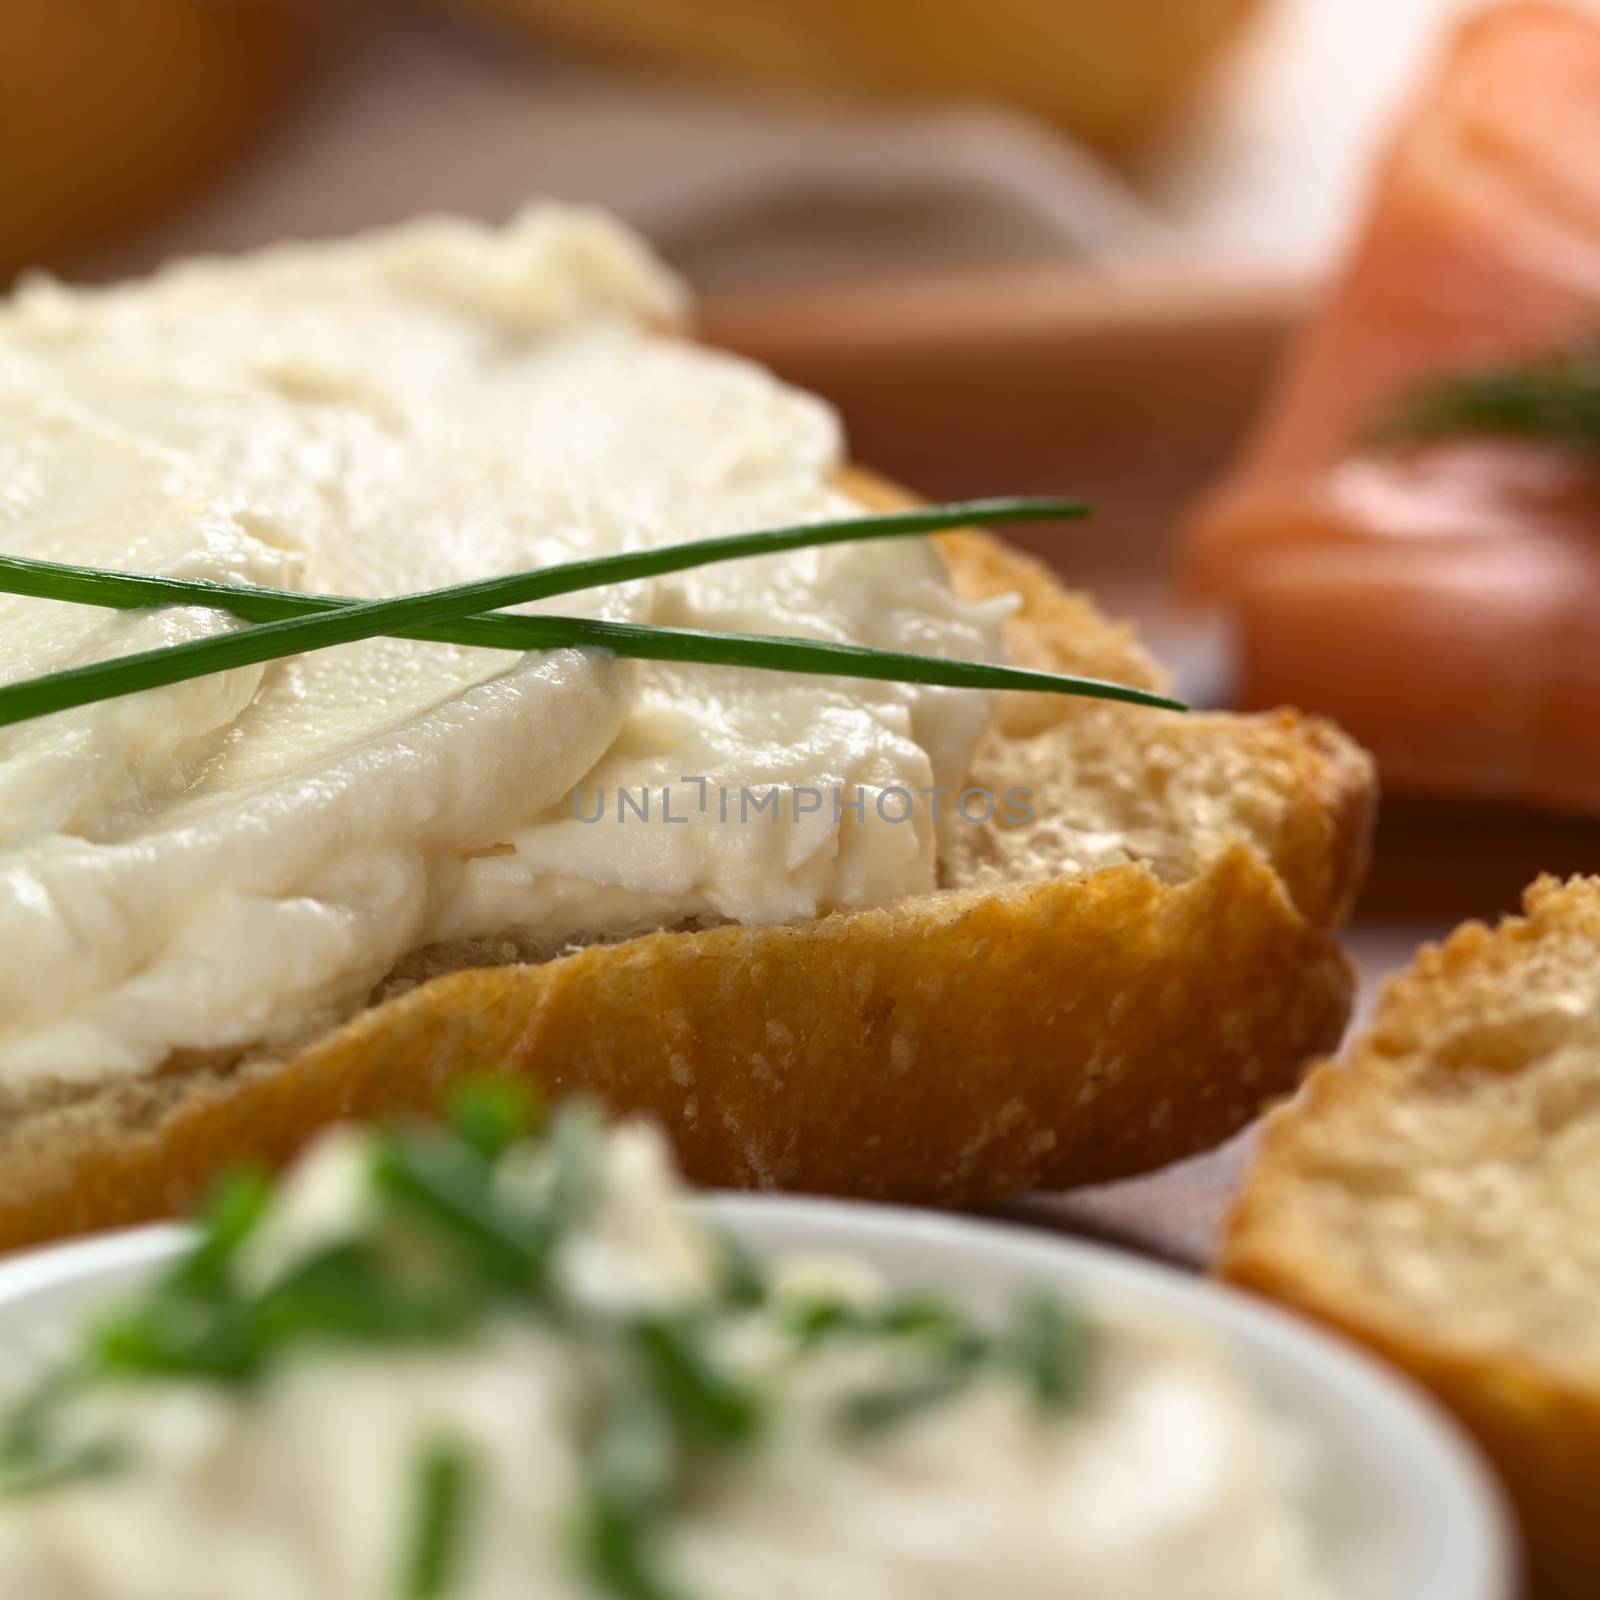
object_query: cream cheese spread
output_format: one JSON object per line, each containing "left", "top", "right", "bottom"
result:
{"left": 0, "top": 210, "right": 1009, "bottom": 1090}
{"left": 0, "top": 1114, "right": 1328, "bottom": 1599}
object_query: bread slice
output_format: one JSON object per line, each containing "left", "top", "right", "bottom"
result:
{"left": 0, "top": 472, "right": 1374, "bottom": 1250}
{"left": 2, "top": 0, "right": 307, "bottom": 280}
{"left": 1221, "top": 875, "right": 1600, "bottom": 1600}
{"left": 432, "top": 0, "right": 1263, "bottom": 150}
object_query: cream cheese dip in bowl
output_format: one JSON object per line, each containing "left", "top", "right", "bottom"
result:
{"left": 0, "top": 1105, "right": 1512, "bottom": 1599}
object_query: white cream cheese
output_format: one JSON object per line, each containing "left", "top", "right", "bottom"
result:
{"left": 0, "top": 1122, "right": 1328, "bottom": 1600}
{"left": 0, "top": 210, "right": 1008, "bottom": 1090}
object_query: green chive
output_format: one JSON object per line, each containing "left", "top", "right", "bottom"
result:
{"left": 878, "top": 1294, "right": 969, "bottom": 1344}
{"left": 0, "top": 1364, "right": 99, "bottom": 1492}
{"left": 0, "top": 498, "right": 1086, "bottom": 635}
{"left": 403, "top": 1439, "right": 473, "bottom": 1600}
{"left": 92, "top": 1297, "right": 263, "bottom": 1383}
{"left": 578, "top": 1388, "right": 691, "bottom": 1600}
{"left": 249, "top": 1245, "right": 477, "bottom": 1349}
{"left": 578, "top": 1497, "right": 691, "bottom": 1600}
{"left": 0, "top": 1080, "right": 1099, "bottom": 1596}
{"left": 1004, "top": 1291, "right": 1088, "bottom": 1412}
{"left": 590, "top": 1387, "right": 679, "bottom": 1523}
{"left": 630, "top": 1316, "right": 762, "bottom": 1446}
{"left": 448, "top": 1078, "right": 540, "bottom": 1164}
{"left": 836, "top": 1366, "right": 978, "bottom": 1438}
{"left": 781, "top": 1291, "right": 966, "bottom": 1350}
{"left": 167, "top": 1166, "right": 273, "bottom": 1296}
{"left": 0, "top": 1438, "right": 129, "bottom": 1498}
{"left": 711, "top": 1227, "right": 766, "bottom": 1311}
{"left": 0, "top": 612, "right": 1179, "bottom": 731}
{"left": 0, "top": 498, "right": 1186, "bottom": 730}
{"left": 522, "top": 1104, "right": 601, "bottom": 1278}
{"left": 782, "top": 1295, "right": 867, "bottom": 1345}
{"left": 372, "top": 1138, "right": 540, "bottom": 1293}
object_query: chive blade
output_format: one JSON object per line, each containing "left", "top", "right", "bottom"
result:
{"left": 0, "top": 612, "right": 1181, "bottom": 730}
{"left": 836, "top": 1366, "right": 977, "bottom": 1438}
{"left": 0, "top": 1438, "right": 129, "bottom": 1499}
{"left": 403, "top": 1439, "right": 473, "bottom": 1600}
{"left": 1004, "top": 1291, "right": 1088, "bottom": 1412}
{"left": 590, "top": 1387, "right": 678, "bottom": 1523}
{"left": 372, "top": 1139, "right": 539, "bottom": 1293}
{"left": 525, "top": 1104, "right": 600, "bottom": 1266}
{"left": 448, "top": 1078, "right": 540, "bottom": 1163}
{"left": 0, "top": 497, "right": 1190, "bottom": 730}
{"left": 91, "top": 1298, "right": 263, "bottom": 1382}
{"left": 579, "top": 1390, "right": 691, "bottom": 1600}
{"left": 711, "top": 1226, "right": 766, "bottom": 1310}
{"left": 0, "top": 498, "right": 1087, "bottom": 633}
{"left": 250, "top": 1245, "right": 477, "bottom": 1349}
{"left": 168, "top": 1166, "right": 273, "bottom": 1295}
{"left": 630, "top": 1316, "right": 762, "bottom": 1446}
{"left": 578, "top": 1497, "right": 691, "bottom": 1600}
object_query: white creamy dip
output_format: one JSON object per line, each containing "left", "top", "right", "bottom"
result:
{"left": 0, "top": 210, "right": 1009, "bottom": 1089}
{"left": 0, "top": 1118, "right": 1328, "bottom": 1599}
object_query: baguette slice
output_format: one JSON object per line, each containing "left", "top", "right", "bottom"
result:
{"left": 1221, "top": 875, "right": 1600, "bottom": 1600}
{"left": 2, "top": 0, "right": 309, "bottom": 280}
{"left": 0, "top": 473, "right": 1374, "bottom": 1251}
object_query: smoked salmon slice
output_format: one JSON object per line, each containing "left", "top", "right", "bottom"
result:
{"left": 1184, "top": 1, "right": 1600, "bottom": 814}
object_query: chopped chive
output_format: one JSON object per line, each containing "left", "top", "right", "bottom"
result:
{"left": 0, "top": 1080, "right": 1098, "bottom": 1600}
{"left": 630, "top": 1316, "right": 762, "bottom": 1446}
{"left": 92, "top": 1297, "right": 263, "bottom": 1383}
{"left": 522, "top": 1104, "right": 601, "bottom": 1278}
{"left": 0, "top": 1382, "right": 62, "bottom": 1469}
{"left": 710, "top": 1227, "right": 766, "bottom": 1310}
{"left": 578, "top": 1496, "right": 691, "bottom": 1600}
{"left": 403, "top": 1439, "right": 474, "bottom": 1600}
{"left": 448, "top": 1079, "right": 539, "bottom": 1163}
{"left": 836, "top": 1366, "right": 978, "bottom": 1438}
{"left": 0, "top": 1438, "right": 129, "bottom": 1498}
{"left": 781, "top": 1291, "right": 965, "bottom": 1350}
{"left": 249, "top": 1245, "right": 478, "bottom": 1349}
{"left": 878, "top": 1294, "right": 968, "bottom": 1343}
{"left": 578, "top": 1388, "right": 694, "bottom": 1600}
{"left": 1004, "top": 1291, "right": 1088, "bottom": 1412}
{"left": 590, "top": 1388, "right": 679, "bottom": 1524}
{"left": 372, "top": 1139, "right": 539, "bottom": 1293}
{"left": 167, "top": 1166, "right": 273, "bottom": 1296}
{"left": 782, "top": 1295, "right": 868, "bottom": 1345}
{"left": 0, "top": 1364, "right": 97, "bottom": 1488}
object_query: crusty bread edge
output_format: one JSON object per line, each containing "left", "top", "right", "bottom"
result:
{"left": 0, "top": 495, "right": 1374, "bottom": 1249}
{"left": 1220, "top": 876, "right": 1600, "bottom": 1600}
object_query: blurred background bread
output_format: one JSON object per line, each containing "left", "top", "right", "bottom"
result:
{"left": 0, "top": 0, "right": 309, "bottom": 281}
{"left": 431, "top": 0, "right": 1266, "bottom": 148}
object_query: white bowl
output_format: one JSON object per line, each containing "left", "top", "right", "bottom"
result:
{"left": 0, "top": 1198, "right": 1515, "bottom": 1599}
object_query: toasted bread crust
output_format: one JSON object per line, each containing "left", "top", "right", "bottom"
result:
{"left": 1221, "top": 876, "right": 1600, "bottom": 1600}
{"left": 1, "top": 845, "right": 1352, "bottom": 1244}
{"left": 0, "top": 494, "right": 1375, "bottom": 1250}
{"left": 1, "top": 0, "right": 308, "bottom": 279}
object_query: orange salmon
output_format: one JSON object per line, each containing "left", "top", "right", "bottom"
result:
{"left": 1184, "top": 1, "right": 1600, "bottom": 813}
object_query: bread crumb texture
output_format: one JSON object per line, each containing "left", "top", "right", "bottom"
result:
{"left": 1222, "top": 875, "right": 1600, "bottom": 1600}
